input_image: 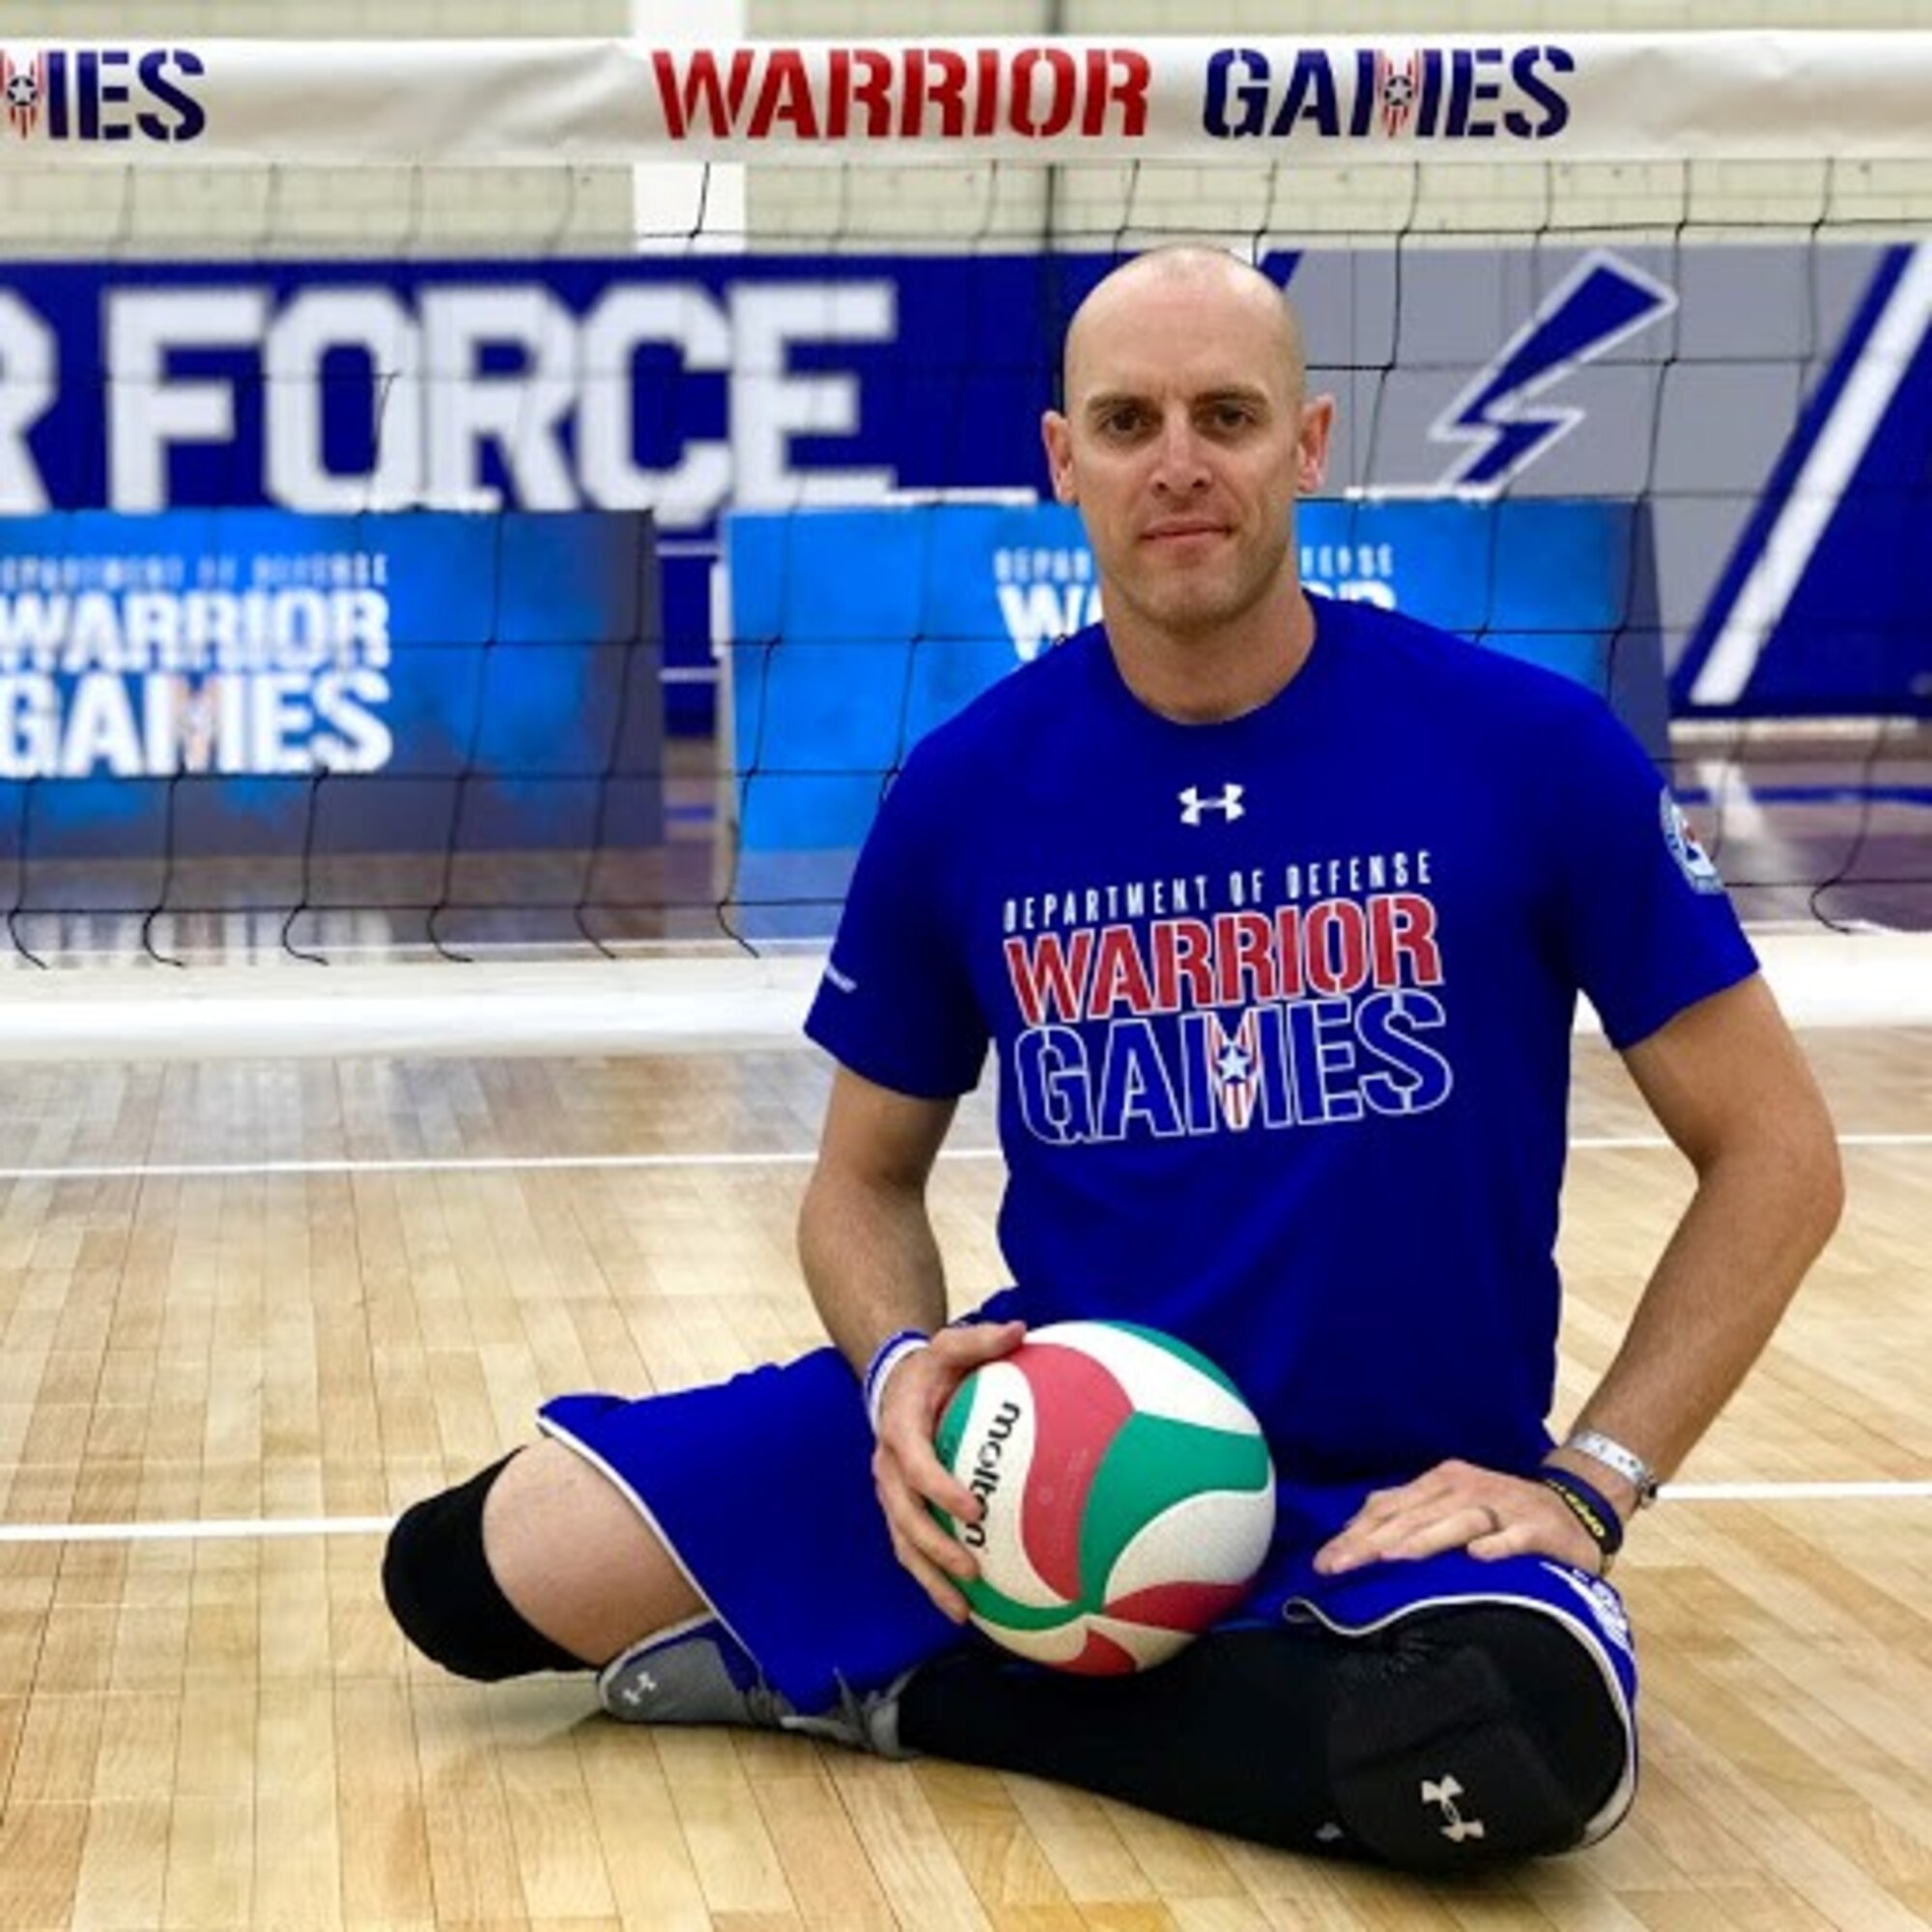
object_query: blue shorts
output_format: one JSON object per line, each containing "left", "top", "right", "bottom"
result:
{"left": 541, "top": 1344, "right": 1638, "bottom": 1836}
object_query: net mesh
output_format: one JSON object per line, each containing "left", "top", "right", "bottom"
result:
{"left": 2, "top": 95, "right": 1929, "bottom": 969}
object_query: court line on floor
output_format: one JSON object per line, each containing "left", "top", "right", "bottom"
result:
{"left": 0, "top": 1130, "right": 1924, "bottom": 1182}
{"left": 0, "top": 1517, "right": 395, "bottom": 1543}
{"left": 1, "top": 1482, "right": 1927, "bottom": 1544}
{"left": 1666, "top": 1482, "right": 1932, "bottom": 1500}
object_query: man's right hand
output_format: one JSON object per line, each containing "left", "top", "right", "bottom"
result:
{"left": 870, "top": 1319, "right": 1026, "bottom": 1619}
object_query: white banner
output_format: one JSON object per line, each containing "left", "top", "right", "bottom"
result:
{"left": 0, "top": 36, "right": 1928, "bottom": 166}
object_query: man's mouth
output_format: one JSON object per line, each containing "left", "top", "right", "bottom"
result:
{"left": 1143, "top": 520, "right": 1226, "bottom": 542}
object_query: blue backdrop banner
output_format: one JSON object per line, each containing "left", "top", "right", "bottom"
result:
{"left": 0, "top": 250, "right": 1921, "bottom": 725}
{"left": 726, "top": 497, "right": 1662, "bottom": 854}
{"left": 0, "top": 509, "right": 660, "bottom": 858}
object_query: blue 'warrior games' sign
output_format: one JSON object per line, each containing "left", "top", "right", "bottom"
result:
{"left": 0, "top": 510, "right": 660, "bottom": 858}
{"left": 725, "top": 497, "right": 1663, "bottom": 859}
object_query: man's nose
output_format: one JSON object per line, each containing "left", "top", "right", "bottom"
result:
{"left": 1150, "top": 412, "right": 1209, "bottom": 492}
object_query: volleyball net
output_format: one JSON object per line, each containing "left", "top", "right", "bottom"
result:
{"left": 0, "top": 32, "right": 1927, "bottom": 1047}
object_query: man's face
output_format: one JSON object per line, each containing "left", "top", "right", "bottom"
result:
{"left": 1041, "top": 268, "right": 1331, "bottom": 643}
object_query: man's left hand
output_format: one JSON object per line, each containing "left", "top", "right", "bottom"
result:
{"left": 1313, "top": 1459, "right": 1606, "bottom": 1577}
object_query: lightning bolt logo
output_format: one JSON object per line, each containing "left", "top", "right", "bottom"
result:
{"left": 1432, "top": 250, "right": 1677, "bottom": 494}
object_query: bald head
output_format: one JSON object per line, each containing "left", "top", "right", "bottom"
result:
{"left": 1037, "top": 240, "right": 1334, "bottom": 690}
{"left": 1062, "top": 247, "right": 1307, "bottom": 410}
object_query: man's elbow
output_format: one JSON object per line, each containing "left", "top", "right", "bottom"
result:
{"left": 1775, "top": 1091, "right": 1845, "bottom": 1261}
{"left": 1800, "top": 1113, "right": 1846, "bottom": 1251}
{"left": 1698, "top": 1080, "right": 1844, "bottom": 1264}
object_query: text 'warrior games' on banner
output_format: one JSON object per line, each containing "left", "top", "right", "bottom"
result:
{"left": 0, "top": 37, "right": 1924, "bottom": 165}
{"left": 0, "top": 512, "right": 661, "bottom": 858}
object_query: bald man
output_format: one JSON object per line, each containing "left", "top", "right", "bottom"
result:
{"left": 384, "top": 248, "right": 1839, "bottom": 1872}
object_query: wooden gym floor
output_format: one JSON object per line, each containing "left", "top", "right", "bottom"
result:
{"left": 0, "top": 1011, "right": 1925, "bottom": 1930}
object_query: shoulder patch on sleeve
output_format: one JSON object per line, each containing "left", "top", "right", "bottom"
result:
{"left": 1661, "top": 790, "right": 1724, "bottom": 894}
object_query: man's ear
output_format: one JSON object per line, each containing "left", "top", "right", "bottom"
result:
{"left": 1296, "top": 395, "right": 1337, "bottom": 494}
{"left": 1042, "top": 411, "right": 1077, "bottom": 504}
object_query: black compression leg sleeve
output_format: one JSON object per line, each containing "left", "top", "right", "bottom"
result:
{"left": 383, "top": 1453, "right": 587, "bottom": 1681}
{"left": 900, "top": 1626, "right": 1345, "bottom": 1851}
{"left": 898, "top": 1605, "right": 1628, "bottom": 1868}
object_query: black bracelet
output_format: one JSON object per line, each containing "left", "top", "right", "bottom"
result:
{"left": 1541, "top": 1468, "right": 1626, "bottom": 1562}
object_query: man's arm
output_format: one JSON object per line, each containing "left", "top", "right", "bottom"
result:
{"left": 1543, "top": 971, "right": 1843, "bottom": 1513}
{"left": 799, "top": 1064, "right": 958, "bottom": 1367}
{"left": 799, "top": 1065, "right": 1022, "bottom": 1616}
{"left": 1318, "top": 973, "right": 1843, "bottom": 1574}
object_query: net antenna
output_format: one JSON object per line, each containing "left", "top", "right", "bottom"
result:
{"left": 0, "top": 31, "right": 1926, "bottom": 1052}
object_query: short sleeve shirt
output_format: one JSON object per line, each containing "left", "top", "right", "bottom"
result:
{"left": 806, "top": 597, "right": 1756, "bottom": 1486}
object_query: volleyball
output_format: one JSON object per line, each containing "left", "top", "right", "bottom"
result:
{"left": 930, "top": 1321, "right": 1276, "bottom": 1675}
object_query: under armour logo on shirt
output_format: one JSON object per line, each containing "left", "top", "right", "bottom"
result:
{"left": 1179, "top": 783, "right": 1245, "bottom": 824}
{"left": 1421, "top": 1775, "right": 1486, "bottom": 1843}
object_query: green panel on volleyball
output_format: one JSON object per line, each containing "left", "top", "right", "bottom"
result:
{"left": 1103, "top": 1321, "right": 1247, "bottom": 1399}
{"left": 958, "top": 1574, "right": 1087, "bottom": 1632}
{"left": 1079, "top": 1414, "right": 1273, "bottom": 1601}
{"left": 932, "top": 1395, "right": 967, "bottom": 1472}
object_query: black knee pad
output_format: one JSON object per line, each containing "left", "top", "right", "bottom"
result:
{"left": 383, "top": 1453, "right": 586, "bottom": 1682}
{"left": 1327, "top": 1608, "right": 1625, "bottom": 1872}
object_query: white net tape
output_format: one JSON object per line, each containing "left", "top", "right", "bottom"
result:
{"left": 4, "top": 35, "right": 1929, "bottom": 168}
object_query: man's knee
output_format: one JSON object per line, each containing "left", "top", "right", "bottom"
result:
{"left": 383, "top": 1454, "right": 587, "bottom": 1682}
{"left": 1326, "top": 1605, "right": 1630, "bottom": 1873}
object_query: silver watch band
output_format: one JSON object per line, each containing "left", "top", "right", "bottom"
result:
{"left": 1564, "top": 1429, "right": 1660, "bottom": 1506}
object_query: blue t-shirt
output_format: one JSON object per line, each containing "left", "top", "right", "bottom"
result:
{"left": 805, "top": 597, "right": 1756, "bottom": 1489}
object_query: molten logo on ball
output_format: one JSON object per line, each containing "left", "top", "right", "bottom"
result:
{"left": 959, "top": 1397, "right": 1023, "bottom": 1547}
{"left": 931, "top": 1320, "right": 1276, "bottom": 1675}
